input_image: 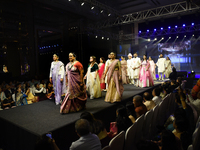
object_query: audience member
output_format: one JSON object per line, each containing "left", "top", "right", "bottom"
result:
{"left": 169, "top": 67, "right": 177, "bottom": 81}
{"left": 15, "top": 87, "right": 28, "bottom": 106}
{"left": 4, "top": 84, "right": 14, "bottom": 98}
{"left": 187, "top": 91, "right": 200, "bottom": 115}
{"left": 33, "top": 83, "right": 46, "bottom": 101}
{"left": 70, "top": 119, "right": 101, "bottom": 150}
{"left": 35, "top": 134, "right": 59, "bottom": 150}
{"left": 136, "top": 140, "right": 159, "bottom": 150}
{"left": 116, "top": 105, "right": 132, "bottom": 133}
{"left": 152, "top": 87, "right": 162, "bottom": 105}
{"left": 126, "top": 101, "right": 137, "bottom": 119}
{"left": 143, "top": 92, "right": 155, "bottom": 111}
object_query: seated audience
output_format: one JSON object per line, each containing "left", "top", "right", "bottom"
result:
{"left": 4, "top": 84, "right": 14, "bottom": 98}
{"left": 126, "top": 101, "right": 137, "bottom": 119}
{"left": 0, "top": 86, "right": 7, "bottom": 108}
{"left": 35, "top": 134, "right": 59, "bottom": 150}
{"left": 15, "top": 87, "right": 28, "bottom": 106}
{"left": 143, "top": 92, "right": 155, "bottom": 111}
{"left": 25, "top": 82, "right": 37, "bottom": 104}
{"left": 33, "top": 83, "right": 46, "bottom": 101}
{"left": 1, "top": 93, "right": 15, "bottom": 109}
{"left": 70, "top": 119, "right": 101, "bottom": 150}
{"left": 152, "top": 87, "right": 162, "bottom": 105}
{"left": 116, "top": 105, "right": 133, "bottom": 133}
{"left": 46, "top": 82, "right": 54, "bottom": 99}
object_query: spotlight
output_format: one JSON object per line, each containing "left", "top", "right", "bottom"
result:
{"left": 147, "top": 30, "right": 149, "bottom": 32}
{"left": 184, "top": 35, "right": 186, "bottom": 37}
{"left": 100, "top": 10, "right": 104, "bottom": 13}
{"left": 183, "top": 24, "right": 185, "bottom": 27}
{"left": 175, "top": 25, "right": 177, "bottom": 28}
{"left": 192, "top": 23, "right": 194, "bottom": 25}
{"left": 169, "top": 37, "right": 171, "bottom": 39}
{"left": 176, "top": 36, "right": 179, "bottom": 38}
{"left": 154, "top": 29, "right": 156, "bottom": 31}
{"left": 193, "top": 34, "right": 194, "bottom": 36}
{"left": 139, "top": 31, "right": 141, "bottom": 33}
{"left": 91, "top": 6, "right": 94, "bottom": 10}
{"left": 95, "top": 36, "right": 98, "bottom": 38}
{"left": 81, "top": 2, "right": 84, "bottom": 6}
{"left": 108, "top": 13, "right": 111, "bottom": 16}
{"left": 107, "top": 38, "right": 109, "bottom": 40}
{"left": 102, "top": 37, "right": 104, "bottom": 39}
{"left": 154, "top": 38, "right": 157, "bottom": 40}
{"left": 147, "top": 39, "right": 150, "bottom": 41}
{"left": 168, "top": 26, "right": 171, "bottom": 29}
{"left": 68, "top": 0, "right": 71, "bottom": 1}
{"left": 162, "top": 37, "right": 164, "bottom": 39}
{"left": 161, "top": 27, "right": 163, "bottom": 30}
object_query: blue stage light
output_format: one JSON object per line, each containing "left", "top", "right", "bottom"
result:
{"left": 161, "top": 27, "right": 163, "bottom": 30}
{"left": 192, "top": 23, "right": 194, "bottom": 25}
{"left": 183, "top": 24, "right": 185, "bottom": 27}
{"left": 168, "top": 26, "right": 171, "bottom": 29}
{"left": 154, "top": 29, "right": 156, "bottom": 31}
{"left": 139, "top": 31, "right": 141, "bottom": 33}
{"left": 175, "top": 26, "right": 177, "bottom": 28}
{"left": 147, "top": 30, "right": 149, "bottom": 32}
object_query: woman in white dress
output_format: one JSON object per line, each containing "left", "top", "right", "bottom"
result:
{"left": 84, "top": 56, "right": 101, "bottom": 99}
{"left": 127, "top": 53, "right": 134, "bottom": 84}
{"left": 148, "top": 56, "right": 157, "bottom": 80}
{"left": 165, "top": 57, "right": 172, "bottom": 78}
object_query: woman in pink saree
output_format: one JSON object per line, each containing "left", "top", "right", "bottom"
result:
{"left": 139, "top": 55, "right": 154, "bottom": 88}
{"left": 104, "top": 52, "right": 124, "bottom": 103}
{"left": 148, "top": 56, "right": 156, "bottom": 80}
{"left": 60, "top": 53, "right": 87, "bottom": 114}
{"left": 120, "top": 56, "right": 129, "bottom": 84}
{"left": 98, "top": 57, "right": 106, "bottom": 90}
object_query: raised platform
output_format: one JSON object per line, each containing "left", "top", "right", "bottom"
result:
{"left": 0, "top": 83, "right": 161, "bottom": 150}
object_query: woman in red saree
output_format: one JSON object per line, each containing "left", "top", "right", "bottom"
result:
{"left": 60, "top": 53, "right": 87, "bottom": 114}
{"left": 104, "top": 52, "right": 124, "bottom": 103}
{"left": 98, "top": 57, "right": 106, "bottom": 90}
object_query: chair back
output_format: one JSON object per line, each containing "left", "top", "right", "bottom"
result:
{"left": 108, "top": 131, "right": 125, "bottom": 150}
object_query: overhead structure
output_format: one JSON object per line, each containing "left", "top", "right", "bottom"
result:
{"left": 88, "top": 1, "right": 200, "bottom": 29}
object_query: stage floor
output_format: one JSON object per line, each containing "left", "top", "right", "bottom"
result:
{"left": 0, "top": 82, "right": 162, "bottom": 150}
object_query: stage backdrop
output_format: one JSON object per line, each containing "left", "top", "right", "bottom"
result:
{"left": 117, "top": 40, "right": 200, "bottom": 73}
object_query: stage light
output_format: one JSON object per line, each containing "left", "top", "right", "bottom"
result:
{"left": 168, "top": 26, "right": 171, "bottom": 29}
{"left": 175, "top": 25, "right": 177, "bottom": 28}
{"left": 192, "top": 23, "right": 194, "bottom": 25}
{"left": 154, "top": 29, "right": 156, "bottom": 31}
{"left": 193, "top": 34, "right": 194, "bottom": 36}
{"left": 183, "top": 24, "right": 185, "bottom": 27}
{"left": 139, "top": 31, "right": 141, "bottom": 33}
{"left": 91, "top": 6, "right": 94, "bottom": 10}
{"left": 95, "top": 36, "right": 98, "bottom": 38}
{"left": 176, "top": 36, "right": 179, "bottom": 38}
{"left": 100, "top": 10, "right": 104, "bottom": 13}
{"left": 107, "top": 38, "right": 109, "bottom": 40}
{"left": 108, "top": 13, "right": 111, "bottom": 16}
{"left": 154, "top": 38, "right": 157, "bottom": 40}
{"left": 169, "top": 37, "right": 171, "bottom": 39}
{"left": 184, "top": 35, "right": 186, "bottom": 37}
{"left": 68, "top": 0, "right": 71, "bottom": 1}
{"left": 161, "top": 27, "right": 163, "bottom": 30}
{"left": 102, "top": 37, "right": 104, "bottom": 39}
{"left": 162, "top": 37, "right": 164, "bottom": 39}
{"left": 147, "top": 30, "right": 149, "bottom": 32}
{"left": 147, "top": 38, "right": 150, "bottom": 41}
{"left": 81, "top": 2, "right": 84, "bottom": 6}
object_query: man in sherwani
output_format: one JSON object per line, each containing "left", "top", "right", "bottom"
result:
{"left": 127, "top": 53, "right": 134, "bottom": 84}
{"left": 156, "top": 54, "right": 166, "bottom": 80}
{"left": 132, "top": 53, "right": 141, "bottom": 86}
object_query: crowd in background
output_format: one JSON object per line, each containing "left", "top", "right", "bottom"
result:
{"left": 35, "top": 77, "right": 200, "bottom": 150}
{"left": 0, "top": 79, "right": 54, "bottom": 110}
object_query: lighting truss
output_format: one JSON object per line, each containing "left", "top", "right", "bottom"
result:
{"left": 80, "top": 0, "right": 121, "bottom": 16}
{"left": 88, "top": 1, "right": 200, "bottom": 29}
{"left": 139, "top": 24, "right": 200, "bottom": 38}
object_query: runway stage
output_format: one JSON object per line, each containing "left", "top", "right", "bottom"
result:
{"left": 0, "top": 83, "right": 161, "bottom": 150}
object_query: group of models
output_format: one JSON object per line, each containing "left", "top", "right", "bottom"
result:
{"left": 49, "top": 52, "right": 172, "bottom": 114}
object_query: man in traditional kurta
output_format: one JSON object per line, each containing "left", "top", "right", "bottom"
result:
{"left": 156, "top": 54, "right": 166, "bottom": 80}
{"left": 132, "top": 53, "right": 141, "bottom": 86}
{"left": 127, "top": 53, "right": 134, "bottom": 84}
{"left": 49, "top": 54, "right": 66, "bottom": 105}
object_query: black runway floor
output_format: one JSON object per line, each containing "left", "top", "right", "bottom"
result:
{"left": 0, "top": 83, "right": 161, "bottom": 150}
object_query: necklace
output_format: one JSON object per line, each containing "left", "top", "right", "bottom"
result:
{"left": 68, "top": 61, "right": 76, "bottom": 71}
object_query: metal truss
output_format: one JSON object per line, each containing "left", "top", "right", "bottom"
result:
{"left": 139, "top": 24, "right": 200, "bottom": 38}
{"left": 81, "top": 0, "right": 121, "bottom": 16}
{"left": 88, "top": 1, "right": 200, "bottom": 29}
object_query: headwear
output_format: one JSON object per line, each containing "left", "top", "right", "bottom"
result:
{"left": 128, "top": 53, "right": 132, "bottom": 57}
